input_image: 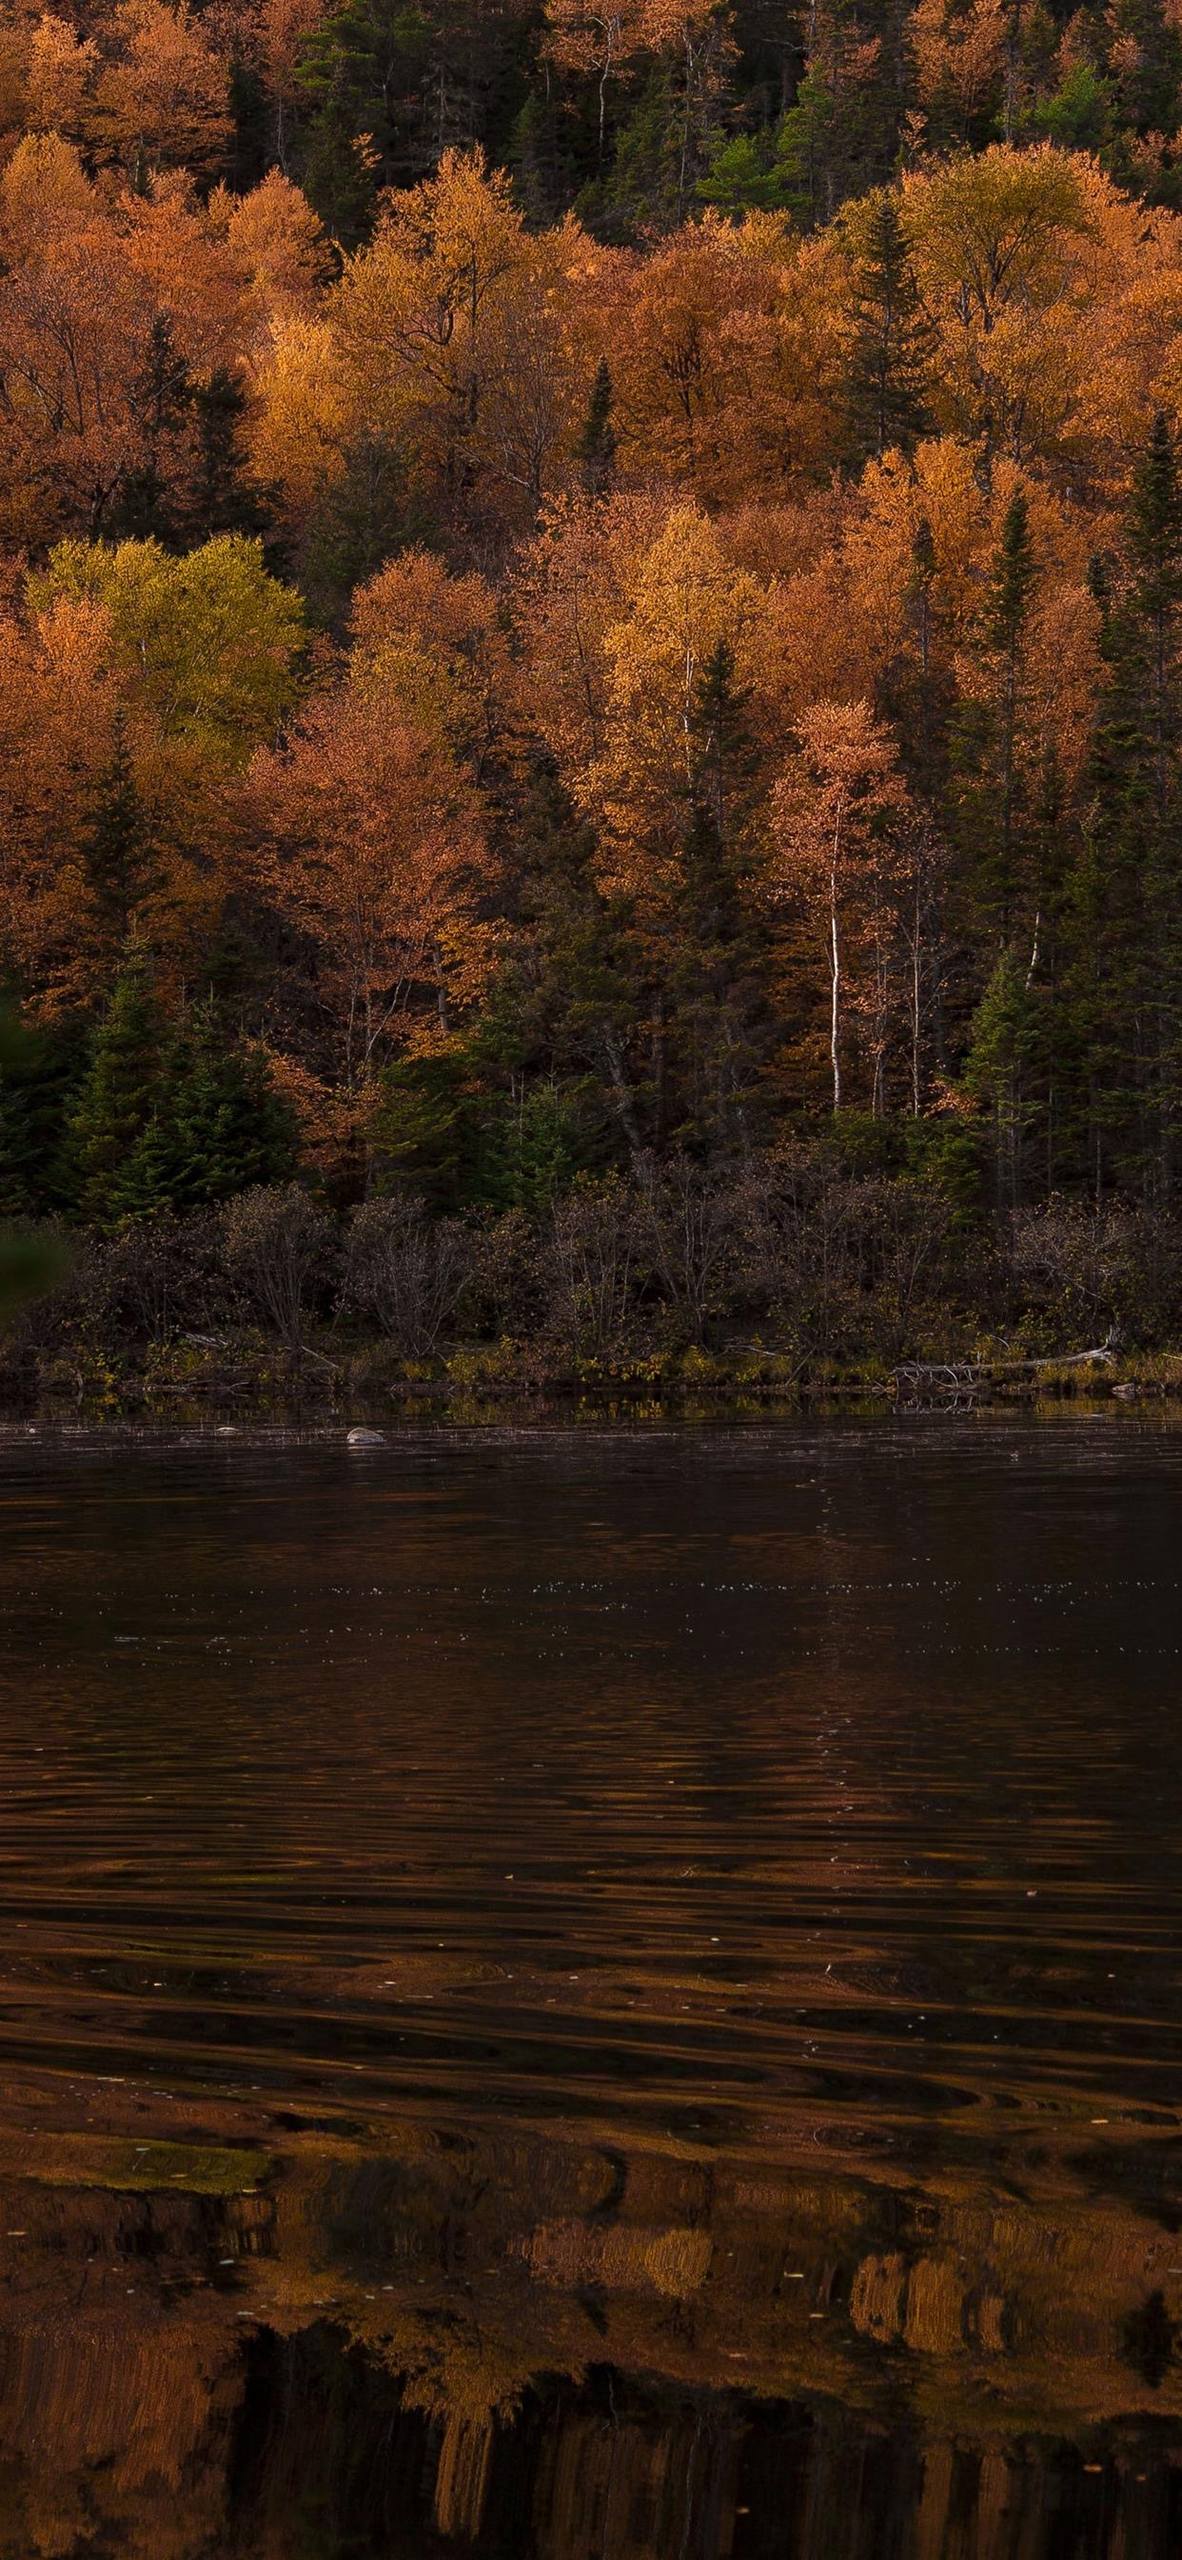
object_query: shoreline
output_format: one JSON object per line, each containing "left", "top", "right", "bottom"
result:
{"left": 2, "top": 1333, "right": 1182, "bottom": 1431}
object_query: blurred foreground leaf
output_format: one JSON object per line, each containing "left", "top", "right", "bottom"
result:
{"left": 0, "top": 1005, "right": 72, "bottom": 1317}
{"left": 0, "top": 1224, "right": 69, "bottom": 1318}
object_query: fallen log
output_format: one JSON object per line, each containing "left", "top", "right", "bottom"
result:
{"left": 889, "top": 1347, "right": 1117, "bottom": 1398}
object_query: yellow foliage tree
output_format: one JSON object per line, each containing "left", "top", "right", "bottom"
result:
{"left": 771, "top": 699, "right": 912, "bottom": 1114}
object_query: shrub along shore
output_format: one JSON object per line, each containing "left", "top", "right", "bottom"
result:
{"left": 4, "top": 1166, "right": 1181, "bottom": 1416}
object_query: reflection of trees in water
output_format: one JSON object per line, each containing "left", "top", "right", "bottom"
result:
{"left": 0, "top": 1441, "right": 1179, "bottom": 2550}
{"left": 0, "top": 1438, "right": 1178, "bottom": 2187}
{"left": 0, "top": 2115, "right": 1179, "bottom": 2554}
{"left": 2, "top": 2314, "right": 1181, "bottom": 2557}
{"left": 230, "top": 2342, "right": 1182, "bottom": 2559}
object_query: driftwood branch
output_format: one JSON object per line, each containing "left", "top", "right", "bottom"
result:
{"left": 890, "top": 1346, "right": 1118, "bottom": 1398}
{"left": 294, "top": 1342, "right": 342, "bottom": 1378}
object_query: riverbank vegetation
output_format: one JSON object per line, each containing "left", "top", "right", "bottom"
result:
{"left": 4, "top": 3, "right": 1182, "bottom": 1377}
{"left": 5, "top": 1172, "right": 1182, "bottom": 1410}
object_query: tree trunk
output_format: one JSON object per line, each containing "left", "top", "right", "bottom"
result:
{"left": 829, "top": 805, "right": 843, "bottom": 1112}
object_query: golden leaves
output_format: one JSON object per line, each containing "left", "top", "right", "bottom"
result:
{"left": 910, "top": 0, "right": 1010, "bottom": 127}
{"left": 245, "top": 611, "right": 498, "bottom": 1096}
{"left": 544, "top": 0, "right": 723, "bottom": 78}
{"left": 328, "top": 150, "right": 600, "bottom": 531}
{"left": 87, "top": 0, "right": 231, "bottom": 177}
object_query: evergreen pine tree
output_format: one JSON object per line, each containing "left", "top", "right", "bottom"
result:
{"left": 161, "top": 1011, "right": 296, "bottom": 1205}
{"left": 986, "top": 490, "right": 1037, "bottom": 929}
{"left": 300, "top": 94, "right": 378, "bottom": 246}
{"left": 1070, "top": 414, "right": 1182, "bottom": 1194}
{"left": 112, "top": 316, "right": 194, "bottom": 544}
{"left": 895, "top": 516, "right": 953, "bottom": 800}
{"left": 295, "top": 0, "right": 428, "bottom": 204}
{"left": 594, "top": 73, "right": 683, "bottom": 239}
{"left": 107, "top": 1110, "right": 180, "bottom": 1223}
{"left": 191, "top": 371, "right": 268, "bottom": 539}
{"left": 300, "top": 433, "right": 415, "bottom": 628}
{"left": 951, "top": 491, "right": 1038, "bottom": 944}
{"left": 82, "top": 724, "right": 156, "bottom": 956}
{"left": 945, "top": 492, "right": 1064, "bottom": 1181}
{"left": 840, "top": 193, "right": 935, "bottom": 468}
{"left": 62, "top": 957, "right": 162, "bottom": 1225}
{"left": 774, "top": 5, "right": 901, "bottom": 229}
{"left": 1127, "top": 409, "right": 1182, "bottom": 774}
{"left": 775, "top": 65, "right": 836, "bottom": 227}
{"left": 664, "top": 640, "right": 772, "bottom": 1157}
{"left": 90, "top": 1008, "right": 296, "bottom": 1220}
{"left": 876, "top": 516, "right": 958, "bottom": 1096}
{"left": 509, "top": 92, "right": 567, "bottom": 225}
{"left": 1109, "top": 0, "right": 1182, "bottom": 136}
{"left": 577, "top": 360, "right": 617, "bottom": 496}
{"left": 963, "top": 947, "right": 1038, "bottom": 1210}
{"left": 228, "top": 54, "right": 269, "bottom": 189}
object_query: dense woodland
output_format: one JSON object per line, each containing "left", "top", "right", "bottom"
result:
{"left": 5, "top": 0, "right": 1182, "bottom": 1368}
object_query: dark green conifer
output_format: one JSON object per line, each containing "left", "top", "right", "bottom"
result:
{"left": 106, "top": 1111, "right": 179, "bottom": 1223}
{"left": 299, "top": 93, "right": 378, "bottom": 245}
{"left": 1109, "top": 0, "right": 1182, "bottom": 135}
{"left": 161, "top": 1011, "right": 296, "bottom": 1206}
{"left": 963, "top": 947, "right": 1039, "bottom": 1209}
{"left": 775, "top": 65, "right": 836, "bottom": 227}
{"left": 840, "top": 192, "right": 935, "bottom": 468}
{"left": 982, "top": 490, "right": 1038, "bottom": 932}
{"left": 509, "top": 92, "right": 567, "bottom": 225}
{"left": 899, "top": 515, "right": 951, "bottom": 795}
{"left": 112, "top": 316, "right": 193, "bottom": 543}
{"left": 946, "top": 494, "right": 1038, "bottom": 969}
{"left": 594, "top": 74, "right": 683, "bottom": 238}
{"left": 577, "top": 360, "right": 617, "bottom": 497}
{"left": 1070, "top": 414, "right": 1182, "bottom": 1193}
{"left": 63, "top": 956, "right": 161, "bottom": 1225}
{"left": 82, "top": 725, "right": 156, "bottom": 956}
{"left": 301, "top": 433, "right": 415, "bottom": 628}
{"left": 191, "top": 371, "right": 268, "bottom": 538}
{"left": 664, "top": 640, "right": 771, "bottom": 1156}
{"left": 97, "top": 1007, "right": 296, "bottom": 1221}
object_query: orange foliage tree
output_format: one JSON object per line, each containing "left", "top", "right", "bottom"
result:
{"left": 244, "top": 635, "right": 497, "bottom": 1155}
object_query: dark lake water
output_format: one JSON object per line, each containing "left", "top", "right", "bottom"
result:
{"left": 0, "top": 1418, "right": 1180, "bottom": 2556}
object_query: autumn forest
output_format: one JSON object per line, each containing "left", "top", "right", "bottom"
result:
{"left": 5, "top": 0, "right": 1182, "bottom": 1375}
